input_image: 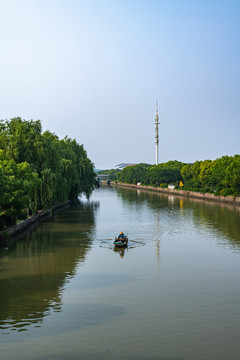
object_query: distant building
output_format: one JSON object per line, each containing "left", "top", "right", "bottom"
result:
{"left": 114, "top": 163, "right": 137, "bottom": 171}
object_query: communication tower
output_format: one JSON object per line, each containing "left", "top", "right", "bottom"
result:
{"left": 155, "top": 101, "right": 160, "bottom": 165}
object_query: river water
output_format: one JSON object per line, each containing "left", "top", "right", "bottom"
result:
{"left": 1, "top": 185, "right": 240, "bottom": 360}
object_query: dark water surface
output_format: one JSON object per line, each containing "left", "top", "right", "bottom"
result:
{"left": 1, "top": 186, "right": 240, "bottom": 360}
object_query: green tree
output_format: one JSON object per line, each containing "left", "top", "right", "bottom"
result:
{"left": 148, "top": 166, "right": 182, "bottom": 185}
{"left": 225, "top": 155, "right": 240, "bottom": 195}
{"left": 0, "top": 118, "right": 96, "bottom": 226}
{"left": 0, "top": 117, "right": 43, "bottom": 169}
{"left": 180, "top": 164, "right": 192, "bottom": 182}
{"left": 0, "top": 155, "right": 39, "bottom": 226}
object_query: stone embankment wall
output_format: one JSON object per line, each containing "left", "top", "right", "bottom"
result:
{"left": 0, "top": 201, "right": 70, "bottom": 243}
{"left": 104, "top": 181, "right": 240, "bottom": 206}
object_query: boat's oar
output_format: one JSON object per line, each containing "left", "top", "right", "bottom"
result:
{"left": 129, "top": 239, "right": 145, "bottom": 244}
{"left": 107, "top": 238, "right": 144, "bottom": 244}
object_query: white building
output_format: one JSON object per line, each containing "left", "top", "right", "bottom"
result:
{"left": 114, "top": 163, "right": 137, "bottom": 171}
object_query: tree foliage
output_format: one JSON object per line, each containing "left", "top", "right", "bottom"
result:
{"left": 97, "top": 168, "right": 120, "bottom": 181}
{"left": 180, "top": 155, "right": 240, "bottom": 195}
{"left": 116, "top": 156, "right": 240, "bottom": 198}
{"left": 117, "top": 161, "right": 183, "bottom": 185}
{"left": 117, "top": 163, "right": 151, "bottom": 184}
{"left": 0, "top": 118, "right": 96, "bottom": 229}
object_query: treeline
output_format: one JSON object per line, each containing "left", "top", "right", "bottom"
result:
{"left": 97, "top": 168, "right": 120, "bottom": 180}
{"left": 115, "top": 155, "right": 240, "bottom": 197}
{"left": 117, "top": 161, "right": 182, "bottom": 185}
{"left": 0, "top": 117, "right": 96, "bottom": 230}
{"left": 181, "top": 155, "right": 240, "bottom": 196}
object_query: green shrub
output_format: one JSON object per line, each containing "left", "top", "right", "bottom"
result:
{"left": 18, "top": 209, "right": 28, "bottom": 220}
{"left": 220, "top": 188, "right": 234, "bottom": 196}
{"left": 0, "top": 210, "right": 17, "bottom": 227}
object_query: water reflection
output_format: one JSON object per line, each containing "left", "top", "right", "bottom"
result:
{"left": 113, "top": 246, "right": 127, "bottom": 258}
{"left": 107, "top": 241, "right": 145, "bottom": 258}
{"left": 182, "top": 197, "right": 240, "bottom": 250}
{"left": 1, "top": 187, "right": 240, "bottom": 359}
{"left": 114, "top": 186, "right": 240, "bottom": 249}
{"left": 0, "top": 199, "right": 98, "bottom": 333}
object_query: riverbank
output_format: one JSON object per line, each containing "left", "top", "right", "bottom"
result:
{"left": 0, "top": 201, "right": 70, "bottom": 246}
{"left": 104, "top": 181, "right": 240, "bottom": 206}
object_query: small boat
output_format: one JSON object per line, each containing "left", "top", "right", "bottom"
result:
{"left": 114, "top": 236, "right": 128, "bottom": 248}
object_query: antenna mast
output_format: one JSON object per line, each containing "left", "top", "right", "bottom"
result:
{"left": 155, "top": 100, "right": 160, "bottom": 165}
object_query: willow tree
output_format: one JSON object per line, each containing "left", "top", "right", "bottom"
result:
{"left": 0, "top": 117, "right": 96, "bottom": 226}
{"left": 0, "top": 154, "right": 39, "bottom": 226}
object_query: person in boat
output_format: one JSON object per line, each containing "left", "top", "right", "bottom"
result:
{"left": 118, "top": 231, "right": 125, "bottom": 239}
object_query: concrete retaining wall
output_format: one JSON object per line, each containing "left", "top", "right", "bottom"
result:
{"left": 0, "top": 201, "right": 70, "bottom": 244}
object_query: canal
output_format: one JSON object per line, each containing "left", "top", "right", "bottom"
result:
{"left": 1, "top": 185, "right": 240, "bottom": 360}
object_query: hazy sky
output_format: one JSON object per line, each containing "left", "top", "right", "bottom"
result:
{"left": 0, "top": 0, "right": 239, "bottom": 169}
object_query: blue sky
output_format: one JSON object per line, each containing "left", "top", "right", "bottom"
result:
{"left": 0, "top": 0, "right": 239, "bottom": 168}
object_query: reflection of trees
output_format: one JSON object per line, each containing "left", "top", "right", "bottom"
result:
{"left": 116, "top": 187, "right": 163, "bottom": 266}
{"left": 116, "top": 187, "right": 169, "bottom": 209}
{"left": 0, "top": 199, "right": 98, "bottom": 332}
{"left": 181, "top": 197, "right": 240, "bottom": 247}
{"left": 115, "top": 186, "right": 240, "bottom": 248}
